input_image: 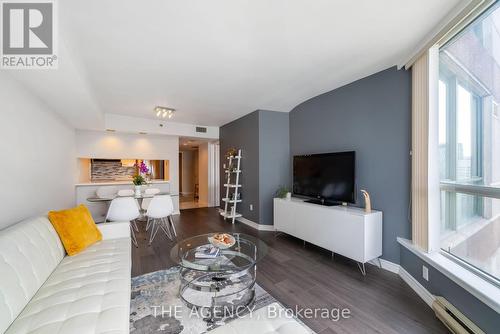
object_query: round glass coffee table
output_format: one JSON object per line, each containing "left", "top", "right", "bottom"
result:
{"left": 170, "top": 233, "right": 267, "bottom": 321}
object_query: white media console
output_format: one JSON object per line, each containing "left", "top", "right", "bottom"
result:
{"left": 273, "top": 197, "right": 383, "bottom": 274}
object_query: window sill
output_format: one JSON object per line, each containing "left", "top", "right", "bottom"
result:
{"left": 397, "top": 237, "right": 500, "bottom": 314}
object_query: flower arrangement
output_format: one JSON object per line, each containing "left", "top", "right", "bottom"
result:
{"left": 132, "top": 161, "right": 149, "bottom": 186}
{"left": 136, "top": 161, "right": 149, "bottom": 174}
{"left": 132, "top": 175, "right": 146, "bottom": 186}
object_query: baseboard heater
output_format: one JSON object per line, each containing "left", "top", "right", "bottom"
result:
{"left": 432, "top": 297, "right": 484, "bottom": 334}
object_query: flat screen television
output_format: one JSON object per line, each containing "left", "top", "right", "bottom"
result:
{"left": 293, "top": 151, "right": 355, "bottom": 205}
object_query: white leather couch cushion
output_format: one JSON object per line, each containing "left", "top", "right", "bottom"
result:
{"left": 5, "top": 235, "right": 131, "bottom": 334}
{"left": 0, "top": 217, "right": 65, "bottom": 333}
{"left": 210, "top": 303, "right": 312, "bottom": 334}
{"left": 1, "top": 218, "right": 131, "bottom": 334}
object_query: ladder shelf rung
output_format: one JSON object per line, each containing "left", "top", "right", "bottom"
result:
{"left": 220, "top": 212, "right": 242, "bottom": 219}
{"left": 222, "top": 198, "right": 242, "bottom": 203}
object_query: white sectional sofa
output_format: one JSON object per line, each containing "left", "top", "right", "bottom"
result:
{"left": 0, "top": 217, "right": 131, "bottom": 334}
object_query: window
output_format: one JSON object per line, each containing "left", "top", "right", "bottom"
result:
{"left": 439, "top": 1, "right": 500, "bottom": 283}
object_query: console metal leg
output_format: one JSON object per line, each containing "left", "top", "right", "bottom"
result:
{"left": 357, "top": 262, "right": 366, "bottom": 276}
{"left": 274, "top": 231, "right": 285, "bottom": 238}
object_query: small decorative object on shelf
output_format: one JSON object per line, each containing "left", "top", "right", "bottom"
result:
{"left": 226, "top": 147, "right": 238, "bottom": 158}
{"left": 361, "top": 189, "right": 371, "bottom": 213}
{"left": 229, "top": 192, "right": 241, "bottom": 200}
{"left": 275, "top": 185, "right": 290, "bottom": 199}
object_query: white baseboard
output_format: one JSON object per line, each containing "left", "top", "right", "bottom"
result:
{"left": 366, "top": 258, "right": 434, "bottom": 308}
{"left": 217, "top": 209, "right": 275, "bottom": 231}
{"left": 399, "top": 267, "right": 436, "bottom": 307}
{"left": 236, "top": 216, "right": 275, "bottom": 231}
{"left": 368, "top": 258, "right": 401, "bottom": 274}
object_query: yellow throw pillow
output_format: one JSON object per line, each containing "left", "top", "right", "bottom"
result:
{"left": 48, "top": 204, "right": 102, "bottom": 256}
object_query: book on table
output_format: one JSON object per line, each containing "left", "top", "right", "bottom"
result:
{"left": 195, "top": 245, "right": 220, "bottom": 259}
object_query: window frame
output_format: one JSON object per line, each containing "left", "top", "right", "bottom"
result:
{"left": 438, "top": 48, "right": 500, "bottom": 286}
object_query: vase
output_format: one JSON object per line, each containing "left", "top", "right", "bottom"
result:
{"left": 286, "top": 192, "right": 292, "bottom": 200}
{"left": 134, "top": 185, "right": 141, "bottom": 197}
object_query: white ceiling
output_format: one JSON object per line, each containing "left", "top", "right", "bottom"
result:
{"left": 10, "top": 0, "right": 463, "bottom": 128}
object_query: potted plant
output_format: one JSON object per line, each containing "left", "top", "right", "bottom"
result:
{"left": 132, "top": 161, "right": 149, "bottom": 196}
{"left": 132, "top": 175, "right": 146, "bottom": 196}
{"left": 275, "top": 186, "right": 291, "bottom": 200}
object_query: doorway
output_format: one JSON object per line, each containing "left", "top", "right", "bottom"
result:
{"left": 179, "top": 137, "right": 219, "bottom": 210}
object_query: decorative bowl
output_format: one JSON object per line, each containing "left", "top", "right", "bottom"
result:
{"left": 208, "top": 233, "right": 236, "bottom": 249}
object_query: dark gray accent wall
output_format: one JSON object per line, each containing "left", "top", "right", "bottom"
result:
{"left": 219, "top": 111, "right": 260, "bottom": 222}
{"left": 400, "top": 247, "right": 499, "bottom": 333}
{"left": 259, "top": 110, "right": 290, "bottom": 225}
{"left": 289, "top": 67, "right": 411, "bottom": 264}
{"left": 220, "top": 110, "right": 290, "bottom": 225}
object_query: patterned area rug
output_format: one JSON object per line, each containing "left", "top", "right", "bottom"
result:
{"left": 130, "top": 267, "right": 277, "bottom": 333}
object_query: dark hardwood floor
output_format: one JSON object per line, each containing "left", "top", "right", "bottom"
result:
{"left": 132, "top": 208, "right": 448, "bottom": 334}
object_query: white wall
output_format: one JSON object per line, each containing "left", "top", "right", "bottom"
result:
{"left": 75, "top": 130, "right": 180, "bottom": 208}
{"left": 0, "top": 75, "right": 77, "bottom": 229}
{"left": 198, "top": 143, "right": 209, "bottom": 206}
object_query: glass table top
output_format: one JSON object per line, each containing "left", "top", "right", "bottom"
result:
{"left": 86, "top": 192, "right": 170, "bottom": 202}
{"left": 170, "top": 233, "right": 268, "bottom": 273}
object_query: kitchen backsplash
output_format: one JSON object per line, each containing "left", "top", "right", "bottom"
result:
{"left": 91, "top": 160, "right": 136, "bottom": 181}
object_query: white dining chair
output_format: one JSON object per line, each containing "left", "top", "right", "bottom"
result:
{"left": 141, "top": 187, "right": 161, "bottom": 211}
{"left": 146, "top": 195, "right": 176, "bottom": 244}
{"left": 105, "top": 197, "right": 141, "bottom": 247}
{"left": 96, "top": 186, "right": 117, "bottom": 199}
{"left": 117, "top": 189, "right": 135, "bottom": 197}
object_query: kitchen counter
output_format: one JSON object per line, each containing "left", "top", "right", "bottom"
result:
{"left": 75, "top": 180, "right": 170, "bottom": 187}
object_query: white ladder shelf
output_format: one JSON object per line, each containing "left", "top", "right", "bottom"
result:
{"left": 221, "top": 149, "right": 242, "bottom": 224}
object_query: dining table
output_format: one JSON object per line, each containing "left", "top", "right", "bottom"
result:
{"left": 86, "top": 192, "right": 170, "bottom": 203}
{"left": 87, "top": 192, "right": 171, "bottom": 222}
